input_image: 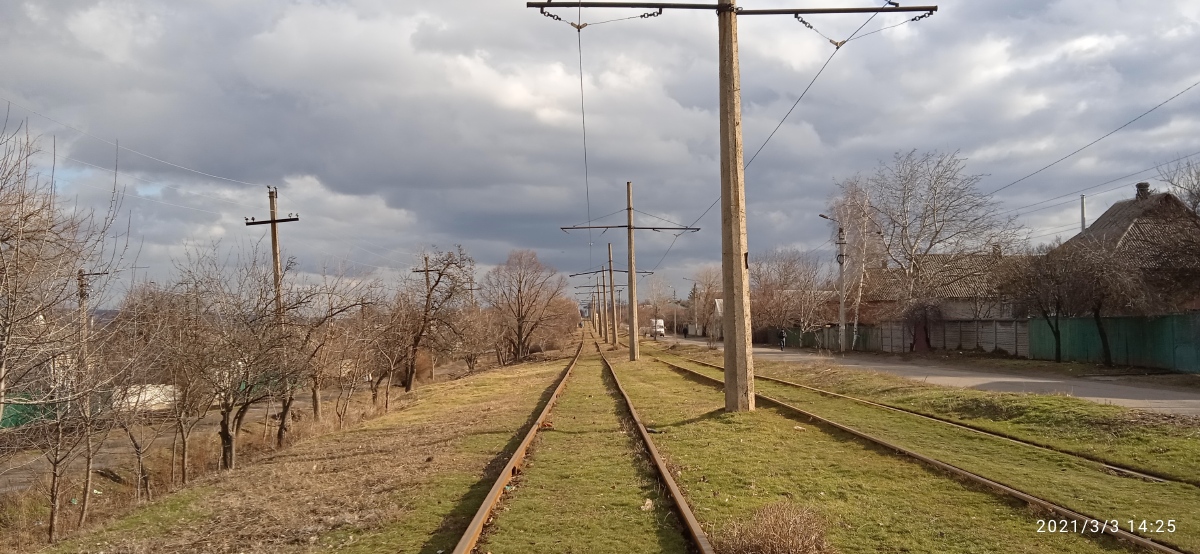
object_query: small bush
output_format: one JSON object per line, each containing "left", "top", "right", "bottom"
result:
{"left": 713, "top": 501, "right": 835, "bottom": 554}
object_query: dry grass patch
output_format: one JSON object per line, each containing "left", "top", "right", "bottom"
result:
{"left": 45, "top": 360, "right": 568, "bottom": 553}
{"left": 712, "top": 501, "right": 835, "bottom": 554}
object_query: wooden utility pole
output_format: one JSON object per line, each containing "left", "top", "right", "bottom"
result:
{"left": 531, "top": 0, "right": 937, "bottom": 409}
{"left": 607, "top": 243, "right": 619, "bottom": 346}
{"left": 245, "top": 187, "right": 299, "bottom": 321}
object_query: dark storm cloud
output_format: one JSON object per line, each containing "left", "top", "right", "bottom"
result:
{"left": 1, "top": 0, "right": 1198, "bottom": 292}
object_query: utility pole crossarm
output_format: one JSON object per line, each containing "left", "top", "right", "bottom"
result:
{"left": 528, "top": 2, "right": 937, "bottom": 15}
{"left": 244, "top": 217, "right": 299, "bottom": 226}
{"left": 569, "top": 269, "right": 653, "bottom": 277}
{"left": 562, "top": 225, "right": 700, "bottom": 232}
{"left": 245, "top": 187, "right": 297, "bottom": 322}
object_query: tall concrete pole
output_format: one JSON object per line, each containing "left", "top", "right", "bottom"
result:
{"left": 718, "top": 0, "right": 754, "bottom": 411}
{"left": 837, "top": 226, "right": 846, "bottom": 353}
{"left": 598, "top": 275, "right": 608, "bottom": 343}
{"left": 627, "top": 181, "right": 640, "bottom": 361}
{"left": 608, "top": 243, "right": 619, "bottom": 346}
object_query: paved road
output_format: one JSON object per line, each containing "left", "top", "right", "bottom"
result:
{"left": 664, "top": 336, "right": 1200, "bottom": 416}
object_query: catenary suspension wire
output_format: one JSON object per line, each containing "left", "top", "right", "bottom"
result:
{"left": 649, "top": 3, "right": 899, "bottom": 274}
{"left": 987, "top": 75, "right": 1200, "bottom": 196}
{"left": 577, "top": 25, "right": 596, "bottom": 266}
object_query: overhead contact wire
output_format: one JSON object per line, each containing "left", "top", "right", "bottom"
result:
{"left": 651, "top": 3, "right": 898, "bottom": 274}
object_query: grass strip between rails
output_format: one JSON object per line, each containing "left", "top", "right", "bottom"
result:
{"left": 478, "top": 354, "right": 690, "bottom": 554}
{"left": 47, "top": 359, "right": 569, "bottom": 554}
{"left": 671, "top": 356, "right": 1200, "bottom": 553}
{"left": 659, "top": 343, "right": 1200, "bottom": 485}
{"left": 610, "top": 356, "right": 1142, "bottom": 554}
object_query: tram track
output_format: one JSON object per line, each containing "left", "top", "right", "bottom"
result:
{"left": 652, "top": 354, "right": 1192, "bottom": 554}
{"left": 668, "top": 352, "right": 1184, "bottom": 486}
{"left": 451, "top": 329, "right": 713, "bottom": 553}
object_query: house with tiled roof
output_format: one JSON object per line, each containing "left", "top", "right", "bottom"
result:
{"left": 1060, "top": 182, "right": 1200, "bottom": 310}
{"left": 861, "top": 249, "right": 1024, "bottom": 322}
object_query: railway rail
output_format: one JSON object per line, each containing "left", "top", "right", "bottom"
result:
{"left": 653, "top": 355, "right": 1190, "bottom": 554}
{"left": 451, "top": 329, "right": 714, "bottom": 554}
{"left": 667, "top": 352, "right": 1183, "bottom": 486}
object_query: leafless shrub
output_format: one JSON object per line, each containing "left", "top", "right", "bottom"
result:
{"left": 712, "top": 502, "right": 836, "bottom": 554}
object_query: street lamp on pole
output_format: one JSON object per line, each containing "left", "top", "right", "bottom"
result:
{"left": 819, "top": 213, "right": 847, "bottom": 354}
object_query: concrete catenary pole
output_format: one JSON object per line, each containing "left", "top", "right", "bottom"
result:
{"left": 627, "top": 181, "right": 640, "bottom": 361}
{"left": 718, "top": 0, "right": 754, "bottom": 411}
{"left": 608, "top": 243, "right": 619, "bottom": 346}
{"left": 599, "top": 275, "right": 609, "bottom": 343}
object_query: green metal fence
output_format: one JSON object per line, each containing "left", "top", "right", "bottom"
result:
{"left": 0, "top": 395, "right": 45, "bottom": 428}
{"left": 1028, "top": 313, "right": 1200, "bottom": 373}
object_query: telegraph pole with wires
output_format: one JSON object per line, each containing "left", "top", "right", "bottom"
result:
{"left": 570, "top": 258, "right": 653, "bottom": 348}
{"left": 532, "top": 0, "right": 936, "bottom": 411}
{"left": 562, "top": 181, "right": 698, "bottom": 361}
{"left": 245, "top": 187, "right": 299, "bottom": 321}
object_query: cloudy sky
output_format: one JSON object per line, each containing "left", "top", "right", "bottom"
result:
{"left": 2, "top": 0, "right": 1199, "bottom": 299}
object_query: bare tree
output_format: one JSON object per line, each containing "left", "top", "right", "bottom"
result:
{"left": 1158, "top": 156, "right": 1200, "bottom": 213}
{"left": 829, "top": 177, "right": 886, "bottom": 349}
{"left": 481, "top": 250, "right": 569, "bottom": 362}
{"left": 452, "top": 304, "right": 496, "bottom": 373}
{"left": 1000, "top": 241, "right": 1088, "bottom": 363}
{"left": 274, "top": 268, "right": 369, "bottom": 445}
{"left": 851, "top": 150, "right": 1023, "bottom": 340}
{"left": 688, "top": 265, "right": 722, "bottom": 345}
{"left": 750, "top": 248, "right": 831, "bottom": 343}
{"left": 0, "top": 121, "right": 132, "bottom": 542}
{"left": 1063, "top": 238, "right": 1151, "bottom": 367}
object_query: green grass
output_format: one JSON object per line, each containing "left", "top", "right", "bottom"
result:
{"left": 671, "top": 358, "right": 1200, "bottom": 552}
{"left": 478, "top": 354, "right": 689, "bottom": 554}
{"left": 662, "top": 343, "right": 1200, "bottom": 485}
{"left": 611, "top": 357, "right": 1140, "bottom": 554}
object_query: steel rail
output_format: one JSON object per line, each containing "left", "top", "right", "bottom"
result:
{"left": 653, "top": 356, "right": 1189, "bottom": 554}
{"left": 451, "top": 335, "right": 587, "bottom": 554}
{"left": 599, "top": 352, "right": 717, "bottom": 554}
{"left": 671, "top": 354, "right": 1181, "bottom": 486}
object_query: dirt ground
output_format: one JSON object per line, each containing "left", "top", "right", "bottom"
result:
{"left": 0, "top": 357, "right": 487, "bottom": 496}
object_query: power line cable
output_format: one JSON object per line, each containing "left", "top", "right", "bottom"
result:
{"left": 649, "top": 3, "right": 896, "bottom": 274}
{"left": 38, "top": 149, "right": 261, "bottom": 210}
{"left": 4, "top": 96, "right": 273, "bottom": 188}
{"left": 1002, "top": 149, "right": 1200, "bottom": 216}
{"left": 986, "top": 75, "right": 1200, "bottom": 196}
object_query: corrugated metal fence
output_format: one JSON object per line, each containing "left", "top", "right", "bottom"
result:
{"left": 802, "top": 320, "right": 1030, "bottom": 356}
{"left": 1027, "top": 313, "right": 1200, "bottom": 373}
{"left": 791, "top": 313, "right": 1199, "bottom": 373}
